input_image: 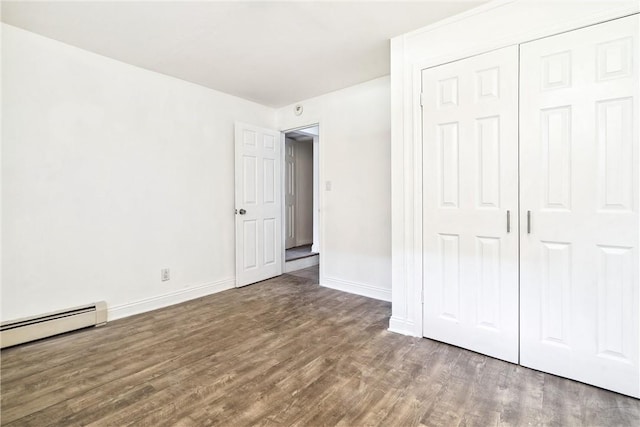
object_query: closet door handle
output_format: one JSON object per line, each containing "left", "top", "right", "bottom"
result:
{"left": 506, "top": 210, "right": 511, "bottom": 233}
{"left": 527, "top": 210, "right": 531, "bottom": 234}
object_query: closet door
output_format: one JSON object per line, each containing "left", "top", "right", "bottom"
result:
{"left": 520, "top": 16, "right": 639, "bottom": 397}
{"left": 422, "top": 46, "right": 519, "bottom": 363}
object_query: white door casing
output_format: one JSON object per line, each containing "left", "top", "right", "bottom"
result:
{"left": 235, "top": 122, "right": 282, "bottom": 287}
{"left": 312, "top": 135, "right": 320, "bottom": 253}
{"left": 519, "top": 16, "right": 639, "bottom": 398}
{"left": 422, "top": 45, "right": 520, "bottom": 363}
{"left": 285, "top": 139, "right": 296, "bottom": 249}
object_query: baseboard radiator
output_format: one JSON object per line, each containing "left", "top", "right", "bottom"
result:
{"left": 0, "top": 302, "right": 107, "bottom": 349}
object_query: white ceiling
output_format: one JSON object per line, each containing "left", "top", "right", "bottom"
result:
{"left": 1, "top": 1, "right": 484, "bottom": 107}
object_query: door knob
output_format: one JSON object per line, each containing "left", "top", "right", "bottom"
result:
{"left": 239, "top": 209, "right": 246, "bottom": 215}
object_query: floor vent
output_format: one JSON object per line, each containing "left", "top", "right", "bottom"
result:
{"left": 0, "top": 302, "right": 107, "bottom": 349}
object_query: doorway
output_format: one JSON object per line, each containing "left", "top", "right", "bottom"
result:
{"left": 283, "top": 125, "right": 320, "bottom": 274}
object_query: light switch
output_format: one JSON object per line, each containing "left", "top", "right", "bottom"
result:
{"left": 325, "top": 181, "right": 332, "bottom": 191}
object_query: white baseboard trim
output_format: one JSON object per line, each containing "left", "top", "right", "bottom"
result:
{"left": 285, "top": 254, "right": 319, "bottom": 273}
{"left": 108, "top": 278, "right": 235, "bottom": 321}
{"left": 322, "top": 276, "right": 391, "bottom": 302}
{"left": 388, "top": 316, "right": 421, "bottom": 337}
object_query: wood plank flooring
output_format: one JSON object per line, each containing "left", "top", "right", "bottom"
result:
{"left": 1, "top": 266, "right": 639, "bottom": 426}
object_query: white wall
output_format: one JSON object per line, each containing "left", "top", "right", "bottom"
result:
{"left": 1, "top": 24, "right": 275, "bottom": 321}
{"left": 2, "top": 24, "right": 393, "bottom": 322}
{"left": 277, "top": 77, "right": 392, "bottom": 301}
{"left": 389, "top": 0, "right": 640, "bottom": 336}
{"left": 294, "top": 140, "right": 313, "bottom": 246}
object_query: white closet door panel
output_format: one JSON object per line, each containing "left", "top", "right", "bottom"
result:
{"left": 235, "top": 123, "right": 282, "bottom": 287}
{"left": 422, "top": 45, "right": 519, "bottom": 363}
{"left": 520, "top": 15, "right": 639, "bottom": 398}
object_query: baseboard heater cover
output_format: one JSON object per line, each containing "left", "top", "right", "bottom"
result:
{"left": 0, "top": 302, "right": 107, "bottom": 349}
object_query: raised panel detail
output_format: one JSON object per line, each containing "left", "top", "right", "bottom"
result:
{"left": 243, "top": 130, "right": 257, "bottom": 147}
{"left": 438, "top": 77, "right": 458, "bottom": 108}
{"left": 476, "top": 237, "right": 500, "bottom": 330}
{"left": 597, "top": 98, "right": 633, "bottom": 211}
{"left": 439, "top": 234, "right": 460, "bottom": 321}
{"left": 243, "top": 155, "right": 257, "bottom": 204}
{"left": 243, "top": 220, "right": 258, "bottom": 269}
{"left": 286, "top": 161, "right": 295, "bottom": 195}
{"left": 476, "top": 116, "right": 500, "bottom": 208}
{"left": 287, "top": 206, "right": 295, "bottom": 240}
{"left": 439, "top": 122, "right": 459, "bottom": 208}
{"left": 597, "top": 37, "right": 632, "bottom": 81}
{"left": 263, "top": 134, "right": 276, "bottom": 151}
{"left": 597, "top": 246, "right": 633, "bottom": 361}
{"left": 541, "top": 107, "right": 572, "bottom": 210}
{"left": 263, "top": 158, "right": 275, "bottom": 204}
{"left": 541, "top": 242, "right": 571, "bottom": 346}
{"left": 476, "top": 67, "right": 500, "bottom": 100}
{"left": 263, "top": 218, "right": 276, "bottom": 265}
{"left": 542, "top": 51, "right": 571, "bottom": 90}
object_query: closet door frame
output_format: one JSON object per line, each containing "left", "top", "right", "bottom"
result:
{"left": 405, "top": 12, "right": 640, "bottom": 340}
{"left": 390, "top": 1, "right": 639, "bottom": 340}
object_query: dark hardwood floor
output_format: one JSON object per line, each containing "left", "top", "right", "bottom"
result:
{"left": 1, "top": 266, "right": 639, "bottom": 426}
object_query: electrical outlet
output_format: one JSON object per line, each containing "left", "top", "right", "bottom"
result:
{"left": 161, "top": 268, "right": 170, "bottom": 281}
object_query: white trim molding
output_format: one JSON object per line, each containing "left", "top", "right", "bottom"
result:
{"left": 388, "top": 316, "right": 419, "bottom": 337}
{"left": 108, "top": 278, "right": 235, "bottom": 321}
{"left": 390, "top": 0, "right": 640, "bottom": 337}
{"left": 323, "top": 276, "right": 392, "bottom": 302}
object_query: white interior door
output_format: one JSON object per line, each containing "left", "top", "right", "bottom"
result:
{"left": 422, "top": 46, "right": 519, "bottom": 363}
{"left": 285, "top": 139, "right": 296, "bottom": 249}
{"left": 520, "top": 16, "right": 639, "bottom": 397}
{"left": 235, "top": 122, "right": 282, "bottom": 287}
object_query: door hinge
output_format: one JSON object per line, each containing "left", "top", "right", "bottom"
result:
{"left": 419, "top": 92, "right": 424, "bottom": 107}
